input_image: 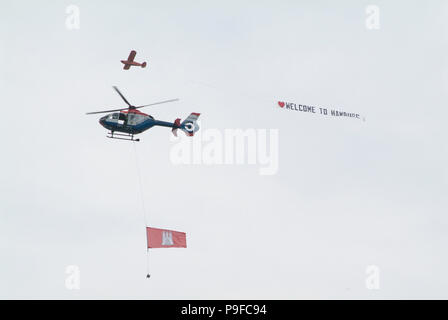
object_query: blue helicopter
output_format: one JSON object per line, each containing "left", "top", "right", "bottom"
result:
{"left": 86, "top": 86, "right": 200, "bottom": 141}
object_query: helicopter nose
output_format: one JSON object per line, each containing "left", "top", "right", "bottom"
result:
{"left": 99, "top": 117, "right": 106, "bottom": 127}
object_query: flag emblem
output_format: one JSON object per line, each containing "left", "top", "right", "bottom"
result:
{"left": 162, "top": 231, "right": 174, "bottom": 246}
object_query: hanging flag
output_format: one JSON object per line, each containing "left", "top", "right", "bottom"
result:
{"left": 146, "top": 227, "right": 187, "bottom": 248}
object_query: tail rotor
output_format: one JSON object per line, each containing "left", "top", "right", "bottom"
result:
{"left": 172, "top": 113, "right": 200, "bottom": 137}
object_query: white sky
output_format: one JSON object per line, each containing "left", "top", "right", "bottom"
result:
{"left": 0, "top": 0, "right": 447, "bottom": 299}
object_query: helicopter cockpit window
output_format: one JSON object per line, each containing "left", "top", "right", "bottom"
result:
{"left": 119, "top": 113, "right": 127, "bottom": 121}
{"left": 111, "top": 113, "right": 119, "bottom": 120}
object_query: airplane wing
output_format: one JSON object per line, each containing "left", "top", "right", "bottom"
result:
{"left": 123, "top": 64, "right": 131, "bottom": 70}
{"left": 127, "top": 50, "right": 136, "bottom": 62}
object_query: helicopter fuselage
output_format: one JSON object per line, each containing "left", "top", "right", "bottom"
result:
{"left": 99, "top": 109, "right": 176, "bottom": 135}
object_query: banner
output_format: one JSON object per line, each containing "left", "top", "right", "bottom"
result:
{"left": 146, "top": 227, "right": 187, "bottom": 248}
{"left": 277, "top": 101, "right": 364, "bottom": 121}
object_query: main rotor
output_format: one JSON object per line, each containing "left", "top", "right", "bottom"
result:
{"left": 86, "top": 86, "right": 178, "bottom": 115}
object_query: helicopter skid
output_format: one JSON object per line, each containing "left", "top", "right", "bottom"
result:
{"left": 107, "top": 131, "right": 140, "bottom": 142}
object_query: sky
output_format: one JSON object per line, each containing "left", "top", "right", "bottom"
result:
{"left": 0, "top": 0, "right": 447, "bottom": 299}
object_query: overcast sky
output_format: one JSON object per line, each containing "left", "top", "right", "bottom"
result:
{"left": 1, "top": 0, "right": 447, "bottom": 299}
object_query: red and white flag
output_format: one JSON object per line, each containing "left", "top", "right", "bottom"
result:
{"left": 146, "top": 227, "right": 187, "bottom": 248}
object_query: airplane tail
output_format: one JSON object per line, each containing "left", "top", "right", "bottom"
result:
{"left": 172, "top": 113, "right": 200, "bottom": 137}
{"left": 141, "top": 62, "right": 147, "bottom": 68}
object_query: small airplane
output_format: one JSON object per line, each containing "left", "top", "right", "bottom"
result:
{"left": 86, "top": 87, "right": 200, "bottom": 141}
{"left": 121, "top": 50, "right": 147, "bottom": 70}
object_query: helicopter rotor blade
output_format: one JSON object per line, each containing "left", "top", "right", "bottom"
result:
{"left": 86, "top": 107, "right": 129, "bottom": 115}
{"left": 113, "top": 86, "right": 132, "bottom": 107}
{"left": 134, "top": 98, "right": 179, "bottom": 109}
{"left": 85, "top": 99, "right": 179, "bottom": 115}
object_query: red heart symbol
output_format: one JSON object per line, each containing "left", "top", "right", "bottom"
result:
{"left": 278, "top": 101, "right": 285, "bottom": 108}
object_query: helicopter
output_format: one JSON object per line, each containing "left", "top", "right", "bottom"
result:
{"left": 86, "top": 86, "right": 200, "bottom": 141}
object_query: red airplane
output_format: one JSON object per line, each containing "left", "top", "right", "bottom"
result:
{"left": 121, "top": 50, "right": 147, "bottom": 70}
